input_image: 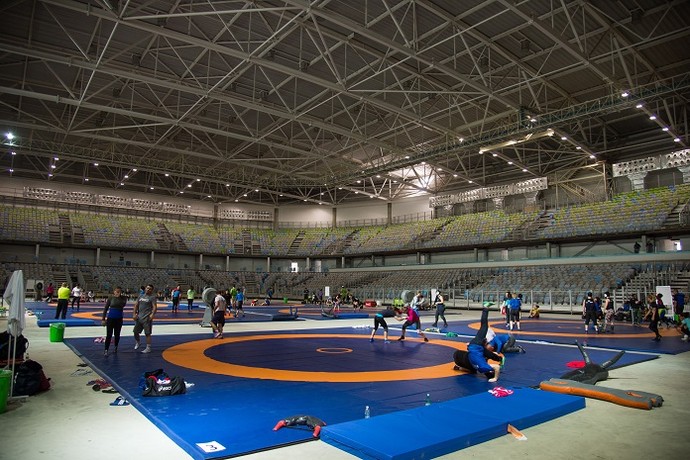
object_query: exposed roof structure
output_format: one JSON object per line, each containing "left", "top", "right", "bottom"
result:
{"left": 1, "top": 0, "right": 689, "bottom": 207}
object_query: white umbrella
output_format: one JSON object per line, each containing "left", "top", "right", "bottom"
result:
{"left": 3, "top": 270, "right": 25, "bottom": 339}
{"left": 3, "top": 270, "right": 25, "bottom": 399}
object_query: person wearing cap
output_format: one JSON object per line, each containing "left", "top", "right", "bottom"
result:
{"left": 452, "top": 301, "right": 502, "bottom": 382}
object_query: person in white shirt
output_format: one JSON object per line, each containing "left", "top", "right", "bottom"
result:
{"left": 71, "top": 284, "right": 82, "bottom": 311}
{"left": 211, "top": 290, "right": 228, "bottom": 339}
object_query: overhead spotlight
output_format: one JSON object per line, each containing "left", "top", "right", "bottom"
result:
{"left": 243, "top": 194, "right": 247, "bottom": 197}
{"left": 320, "top": 192, "right": 324, "bottom": 195}
{"left": 84, "top": 178, "right": 89, "bottom": 181}
{"left": 9, "top": 168, "right": 13, "bottom": 173}
{"left": 303, "top": 199, "right": 307, "bottom": 202}
{"left": 165, "top": 173, "right": 169, "bottom": 177}
{"left": 50, "top": 165, "right": 56, "bottom": 169}
{"left": 507, "top": 161, "right": 513, "bottom": 165}
{"left": 319, "top": 202, "right": 323, "bottom": 205}
{"left": 468, "top": 180, "right": 473, "bottom": 184}
{"left": 187, "top": 184, "right": 192, "bottom": 188}
{"left": 662, "top": 127, "right": 669, "bottom": 131}
{"left": 207, "top": 195, "right": 212, "bottom": 198}
{"left": 376, "top": 175, "right": 381, "bottom": 178}
{"left": 338, "top": 187, "right": 342, "bottom": 190}
{"left": 120, "top": 182, "right": 124, "bottom": 186}
{"left": 6, "top": 133, "right": 14, "bottom": 140}
{"left": 48, "top": 173, "right": 53, "bottom": 177}
{"left": 576, "top": 146, "right": 582, "bottom": 150}
{"left": 124, "top": 175, "right": 129, "bottom": 179}
{"left": 561, "top": 136, "right": 567, "bottom": 140}
{"left": 356, "top": 180, "right": 361, "bottom": 183}
{"left": 405, "top": 156, "right": 410, "bottom": 159}
{"left": 234, "top": 199, "right": 239, "bottom": 202}
{"left": 254, "top": 189, "right": 259, "bottom": 192}
{"left": 54, "top": 157, "right": 59, "bottom": 161}
{"left": 94, "top": 163, "right": 99, "bottom": 166}
{"left": 149, "top": 187, "right": 154, "bottom": 190}
{"left": 10, "top": 151, "right": 16, "bottom": 155}
{"left": 453, "top": 174, "right": 458, "bottom": 177}
{"left": 457, "top": 137, "right": 464, "bottom": 142}
{"left": 354, "top": 191, "right": 359, "bottom": 194}
{"left": 196, "top": 178, "right": 201, "bottom": 182}
{"left": 674, "top": 138, "right": 681, "bottom": 142}
{"left": 479, "top": 149, "right": 485, "bottom": 154}
{"left": 421, "top": 161, "right": 426, "bottom": 165}
{"left": 133, "top": 168, "right": 137, "bottom": 172}
{"left": 529, "top": 117, "right": 537, "bottom": 123}
{"left": 621, "top": 91, "right": 629, "bottom": 97}
{"left": 522, "top": 168, "right": 527, "bottom": 172}
{"left": 225, "top": 184, "right": 230, "bottom": 186}
{"left": 180, "top": 191, "right": 184, "bottom": 194}
{"left": 370, "top": 195, "right": 374, "bottom": 198}
{"left": 279, "top": 194, "right": 283, "bottom": 197}
{"left": 636, "top": 103, "right": 643, "bottom": 109}
{"left": 649, "top": 115, "right": 656, "bottom": 120}
{"left": 590, "top": 154, "right": 596, "bottom": 159}
{"left": 492, "top": 153, "right": 498, "bottom": 157}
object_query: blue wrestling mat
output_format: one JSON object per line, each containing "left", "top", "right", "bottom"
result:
{"left": 63, "top": 327, "right": 656, "bottom": 459}
{"left": 439, "top": 316, "right": 690, "bottom": 354}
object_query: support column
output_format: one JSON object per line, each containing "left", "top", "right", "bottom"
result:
{"left": 35, "top": 244, "right": 40, "bottom": 260}
{"left": 96, "top": 247, "right": 101, "bottom": 266}
{"left": 491, "top": 197, "right": 505, "bottom": 210}
{"left": 198, "top": 254, "right": 203, "bottom": 270}
{"left": 678, "top": 165, "right": 690, "bottom": 184}
{"left": 306, "top": 257, "right": 310, "bottom": 271}
{"left": 387, "top": 203, "right": 392, "bottom": 225}
{"left": 150, "top": 251, "right": 155, "bottom": 267}
{"left": 266, "top": 256, "right": 271, "bottom": 272}
{"left": 627, "top": 172, "right": 648, "bottom": 191}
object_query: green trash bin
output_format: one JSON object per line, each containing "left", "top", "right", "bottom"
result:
{"left": 0, "top": 369, "right": 12, "bottom": 414}
{"left": 49, "top": 322, "right": 66, "bottom": 342}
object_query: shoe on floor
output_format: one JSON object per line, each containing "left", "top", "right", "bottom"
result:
{"left": 423, "top": 337, "right": 429, "bottom": 342}
{"left": 134, "top": 342, "right": 140, "bottom": 350}
{"left": 141, "top": 347, "right": 151, "bottom": 353}
{"left": 397, "top": 337, "right": 404, "bottom": 341}
{"left": 103, "top": 350, "right": 108, "bottom": 357}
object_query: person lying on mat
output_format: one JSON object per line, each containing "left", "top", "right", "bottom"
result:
{"left": 452, "top": 302, "right": 502, "bottom": 382}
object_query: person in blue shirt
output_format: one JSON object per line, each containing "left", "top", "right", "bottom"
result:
{"left": 235, "top": 288, "right": 245, "bottom": 318}
{"left": 171, "top": 285, "right": 181, "bottom": 313}
{"left": 678, "top": 312, "right": 690, "bottom": 341}
{"left": 507, "top": 293, "right": 522, "bottom": 331}
{"left": 453, "top": 302, "right": 502, "bottom": 382}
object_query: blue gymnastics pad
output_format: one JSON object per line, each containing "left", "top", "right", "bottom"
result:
{"left": 320, "top": 388, "right": 584, "bottom": 460}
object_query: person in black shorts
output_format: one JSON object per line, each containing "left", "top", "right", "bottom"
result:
{"left": 582, "top": 292, "right": 599, "bottom": 334}
{"left": 211, "top": 290, "right": 228, "bottom": 339}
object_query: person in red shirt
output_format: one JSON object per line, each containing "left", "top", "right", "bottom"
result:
{"left": 397, "top": 303, "right": 429, "bottom": 342}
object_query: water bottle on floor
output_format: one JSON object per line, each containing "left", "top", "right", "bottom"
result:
{"left": 364, "top": 405, "right": 370, "bottom": 419}
{"left": 425, "top": 393, "right": 431, "bottom": 406}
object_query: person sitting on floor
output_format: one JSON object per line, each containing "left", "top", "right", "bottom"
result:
{"left": 529, "top": 303, "right": 540, "bottom": 318}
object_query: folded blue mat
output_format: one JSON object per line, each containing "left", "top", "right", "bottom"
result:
{"left": 37, "top": 318, "right": 97, "bottom": 327}
{"left": 321, "top": 388, "right": 584, "bottom": 460}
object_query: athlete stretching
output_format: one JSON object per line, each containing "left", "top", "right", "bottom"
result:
{"left": 453, "top": 302, "right": 502, "bottom": 382}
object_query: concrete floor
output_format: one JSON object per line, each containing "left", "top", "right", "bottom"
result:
{"left": 1, "top": 308, "right": 689, "bottom": 460}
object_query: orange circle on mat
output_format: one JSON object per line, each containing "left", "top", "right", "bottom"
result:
{"left": 163, "top": 333, "right": 468, "bottom": 382}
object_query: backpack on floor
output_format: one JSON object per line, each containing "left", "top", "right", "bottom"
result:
{"left": 0, "top": 331, "right": 29, "bottom": 360}
{"left": 142, "top": 375, "right": 186, "bottom": 397}
{"left": 13, "top": 359, "right": 51, "bottom": 396}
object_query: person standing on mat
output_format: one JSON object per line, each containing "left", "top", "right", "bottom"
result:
{"left": 55, "top": 282, "right": 70, "bottom": 319}
{"left": 71, "top": 283, "right": 82, "bottom": 311}
{"left": 452, "top": 302, "right": 502, "bottom": 382}
{"left": 432, "top": 291, "right": 448, "bottom": 329}
{"left": 397, "top": 303, "right": 429, "bottom": 342}
{"left": 507, "top": 292, "right": 522, "bottom": 331}
{"left": 582, "top": 292, "right": 599, "bottom": 334}
{"left": 101, "top": 286, "right": 127, "bottom": 356}
{"left": 644, "top": 293, "right": 661, "bottom": 342}
{"left": 186, "top": 286, "right": 195, "bottom": 312}
{"left": 235, "top": 287, "right": 245, "bottom": 318}
{"left": 133, "top": 284, "right": 157, "bottom": 353}
{"left": 171, "top": 285, "right": 181, "bottom": 313}
{"left": 210, "top": 289, "right": 227, "bottom": 338}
